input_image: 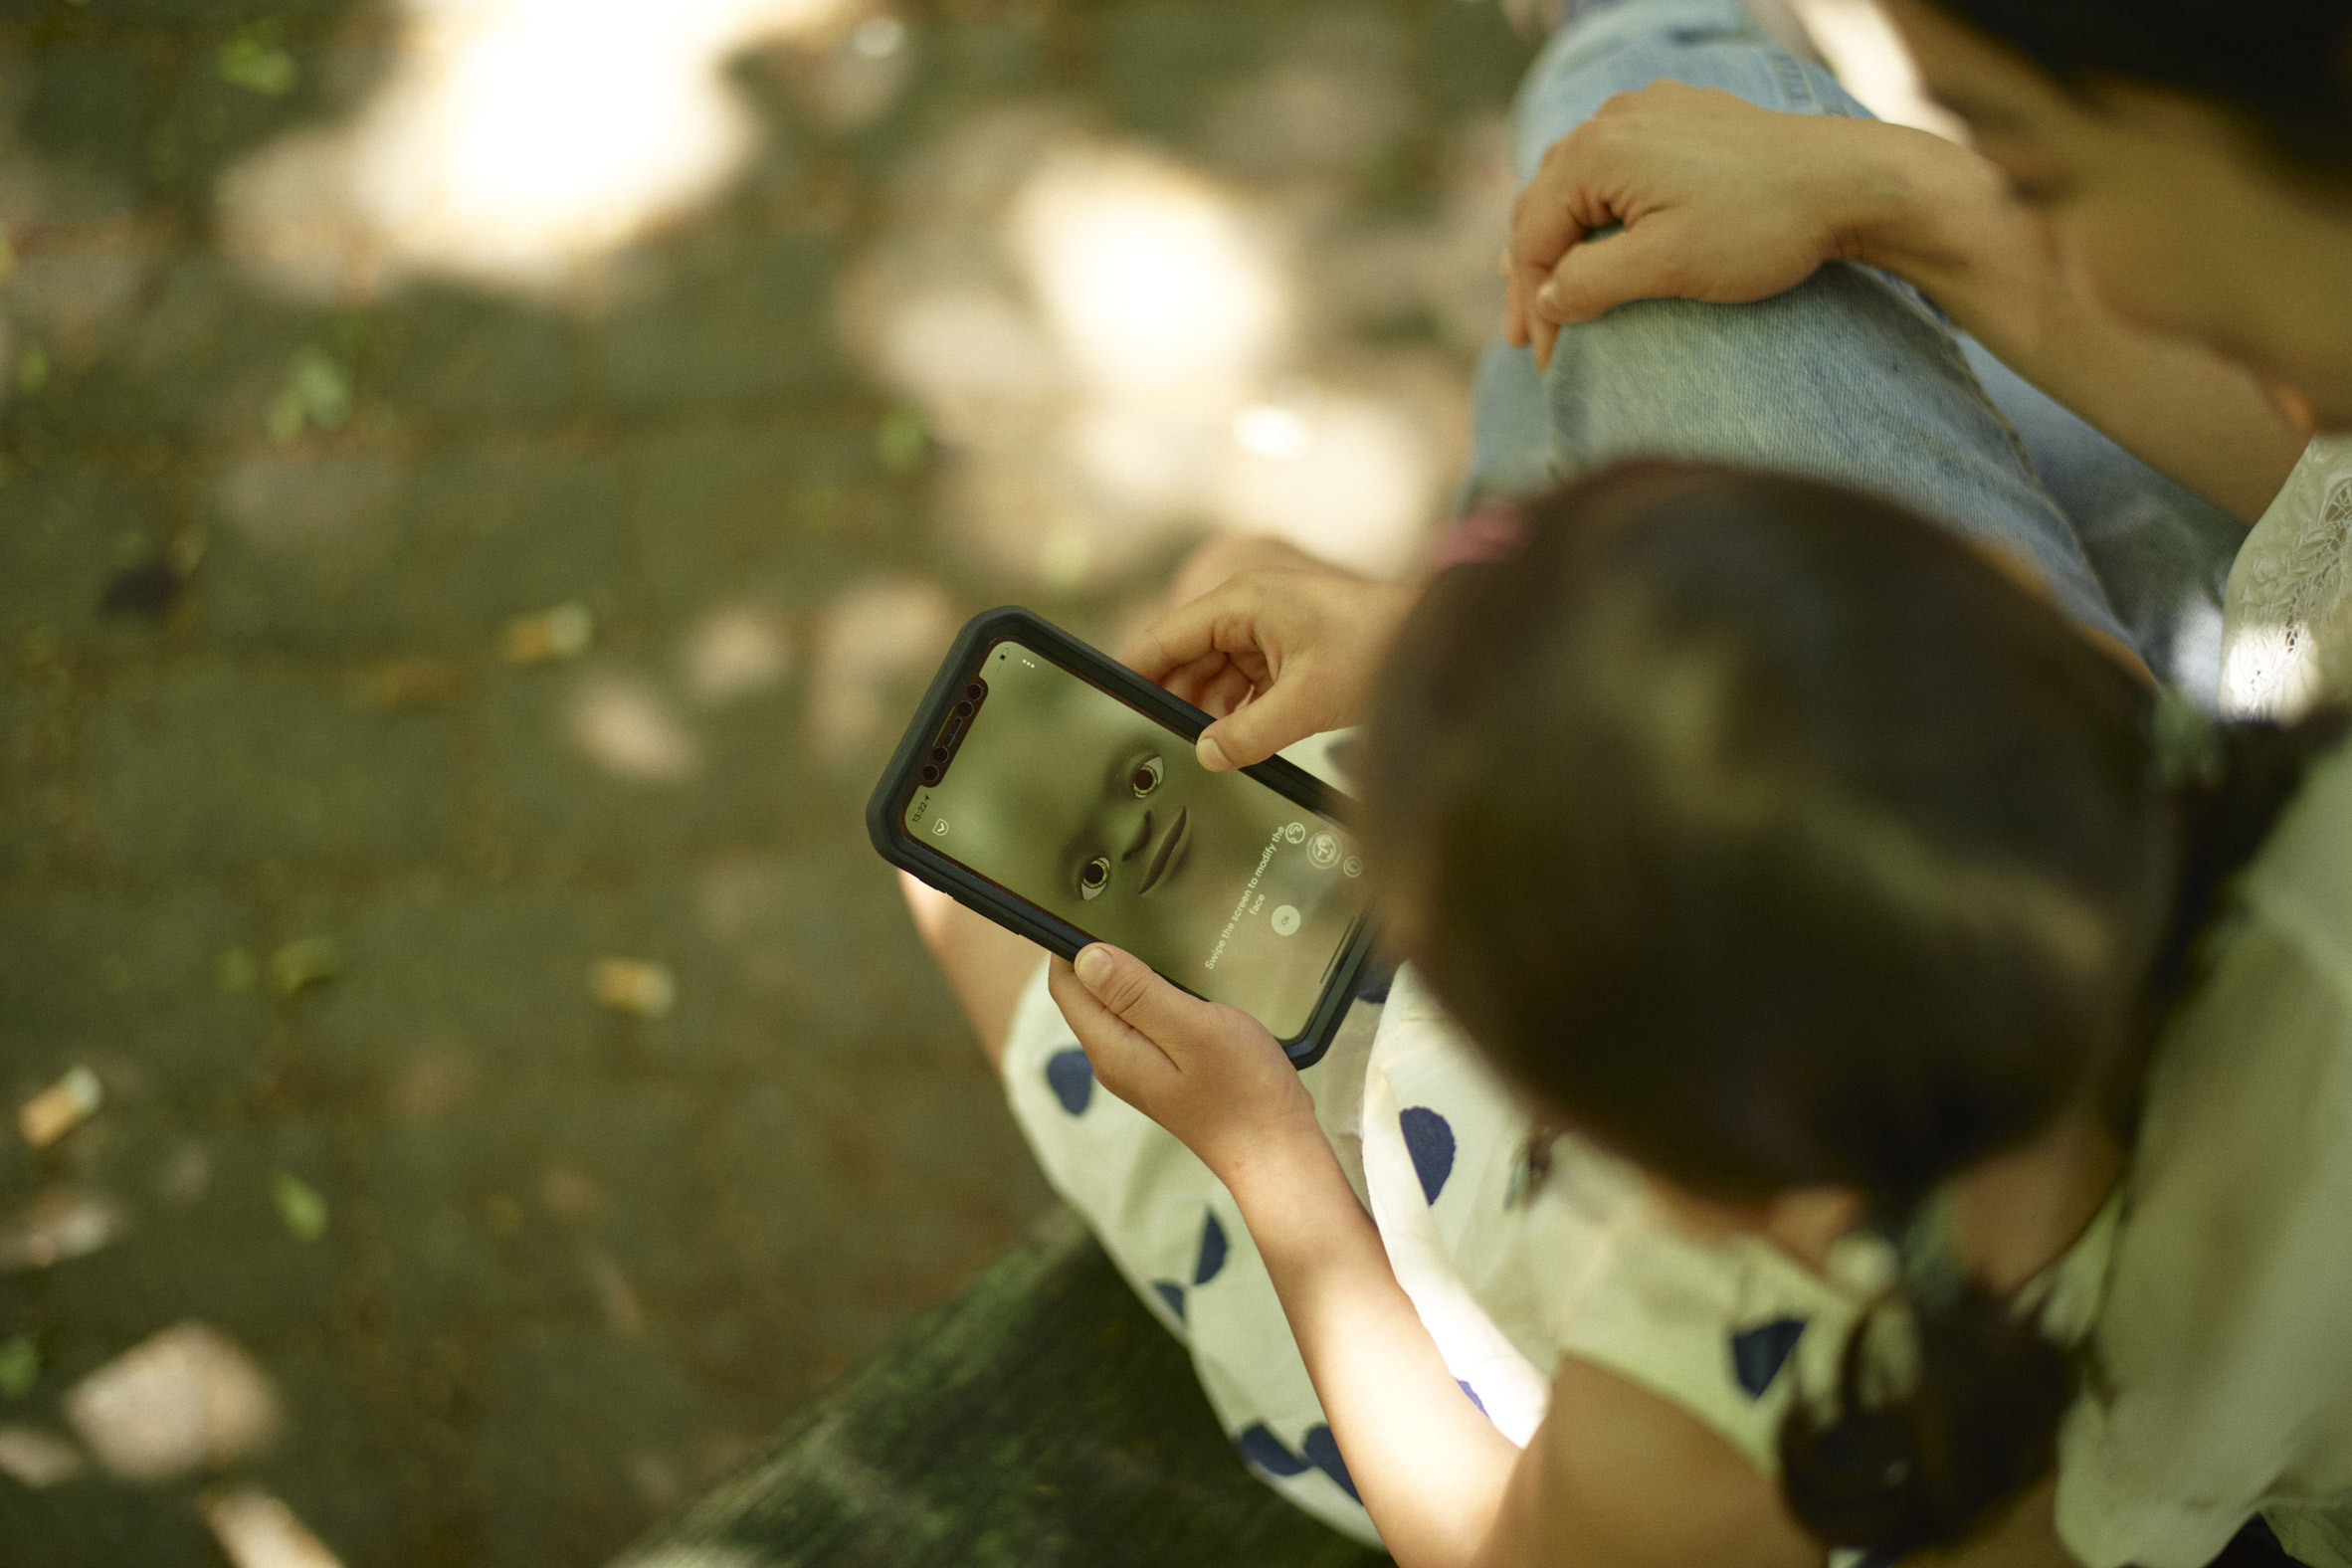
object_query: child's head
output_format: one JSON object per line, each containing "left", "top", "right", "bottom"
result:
{"left": 1887, "top": 0, "right": 2352, "bottom": 428}
{"left": 1363, "top": 463, "right": 2348, "bottom": 1553}
{"left": 1362, "top": 463, "right": 2174, "bottom": 1552}
{"left": 1364, "top": 464, "right": 2171, "bottom": 1211}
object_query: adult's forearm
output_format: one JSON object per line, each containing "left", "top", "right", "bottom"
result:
{"left": 1221, "top": 1135, "right": 1522, "bottom": 1568}
{"left": 1831, "top": 122, "right": 2304, "bottom": 522}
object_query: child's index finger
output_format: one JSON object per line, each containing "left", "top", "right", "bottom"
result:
{"left": 1120, "top": 604, "right": 1217, "bottom": 680}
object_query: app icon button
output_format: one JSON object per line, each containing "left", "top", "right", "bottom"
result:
{"left": 1271, "top": 904, "right": 1300, "bottom": 936}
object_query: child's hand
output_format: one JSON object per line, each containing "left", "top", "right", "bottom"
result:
{"left": 1124, "top": 570, "right": 1415, "bottom": 772}
{"left": 1048, "top": 945, "right": 1321, "bottom": 1183}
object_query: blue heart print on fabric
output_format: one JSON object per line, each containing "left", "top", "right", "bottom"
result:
{"left": 1300, "top": 1426, "right": 1360, "bottom": 1501}
{"left": 1457, "top": 1379, "right": 1487, "bottom": 1417}
{"left": 1235, "top": 1425, "right": 1360, "bottom": 1502}
{"left": 1400, "top": 1106, "right": 1456, "bottom": 1204}
{"left": 1729, "top": 1317, "right": 1809, "bottom": 1398}
{"left": 1236, "top": 1424, "right": 1310, "bottom": 1477}
{"left": 1045, "top": 1049, "right": 1093, "bottom": 1115}
{"left": 1152, "top": 1280, "right": 1187, "bottom": 1323}
{"left": 1193, "top": 1210, "right": 1229, "bottom": 1285}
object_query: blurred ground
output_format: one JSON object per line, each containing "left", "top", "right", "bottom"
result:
{"left": 0, "top": 0, "right": 1532, "bottom": 1562}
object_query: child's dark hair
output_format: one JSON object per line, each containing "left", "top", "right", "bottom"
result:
{"left": 1360, "top": 463, "right": 2347, "bottom": 1555}
{"left": 1927, "top": 0, "right": 2352, "bottom": 182}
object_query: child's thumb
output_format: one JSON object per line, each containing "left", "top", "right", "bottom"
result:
{"left": 1197, "top": 688, "right": 1307, "bottom": 772}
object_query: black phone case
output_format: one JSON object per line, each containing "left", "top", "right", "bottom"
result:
{"left": 867, "top": 606, "right": 1371, "bottom": 1069}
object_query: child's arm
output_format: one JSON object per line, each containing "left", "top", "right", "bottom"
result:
{"left": 1048, "top": 944, "right": 1823, "bottom": 1568}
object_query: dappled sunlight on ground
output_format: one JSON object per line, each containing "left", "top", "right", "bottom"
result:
{"left": 220, "top": 0, "right": 861, "bottom": 299}
{"left": 846, "top": 103, "right": 1505, "bottom": 585}
{"left": 680, "top": 604, "right": 795, "bottom": 707}
{"left": 568, "top": 674, "right": 704, "bottom": 784}
{"left": 805, "top": 575, "right": 958, "bottom": 764}
{"left": 0, "top": 1, "right": 1538, "bottom": 1561}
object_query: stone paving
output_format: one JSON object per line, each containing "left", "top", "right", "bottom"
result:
{"left": 0, "top": 0, "right": 1531, "bottom": 1562}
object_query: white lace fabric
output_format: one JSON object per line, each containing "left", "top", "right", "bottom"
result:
{"left": 2222, "top": 436, "right": 2352, "bottom": 718}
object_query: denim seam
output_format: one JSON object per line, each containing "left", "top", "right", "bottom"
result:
{"left": 1845, "top": 261, "right": 2057, "bottom": 508}
{"left": 1769, "top": 48, "right": 1822, "bottom": 114}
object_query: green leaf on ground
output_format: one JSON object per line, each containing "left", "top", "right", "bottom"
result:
{"left": 219, "top": 29, "right": 297, "bottom": 97}
{"left": 274, "top": 1171, "right": 328, "bottom": 1243}
{"left": 269, "top": 935, "right": 342, "bottom": 996}
{"left": 0, "top": 1334, "right": 39, "bottom": 1399}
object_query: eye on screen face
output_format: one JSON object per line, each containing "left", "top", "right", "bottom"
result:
{"left": 904, "top": 640, "right": 1367, "bottom": 1037}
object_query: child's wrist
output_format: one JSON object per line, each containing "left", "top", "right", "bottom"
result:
{"left": 1215, "top": 1116, "right": 1348, "bottom": 1213}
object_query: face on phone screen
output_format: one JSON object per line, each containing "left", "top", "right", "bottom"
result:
{"left": 903, "top": 640, "right": 1367, "bottom": 1039}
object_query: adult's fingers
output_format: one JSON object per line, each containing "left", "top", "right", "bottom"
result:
{"left": 1533, "top": 314, "right": 1561, "bottom": 374}
{"left": 1508, "top": 154, "right": 1597, "bottom": 333}
{"left": 1509, "top": 165, "right": 1590, "bottom": 296}
{"left": 1536, "top": 219, "right": 1686, "bottom": 326}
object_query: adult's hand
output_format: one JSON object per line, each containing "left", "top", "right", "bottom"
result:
{"left": 1125, "top": 569, "right": 1415, "bottom": 771}
{"left": 1048, "top": 946, "right": 1320, "bottom": 1184}
{"left": 1504, "top": 82, "right": 1867, "bottom": 368}
{"left": 1504, "top": 79, "right": 2306, "bottom": 520}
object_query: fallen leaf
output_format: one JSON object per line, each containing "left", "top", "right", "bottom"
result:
{"left": 500, "top": 602, "right": 593, "bottom": 664}
{"left": 18, "top": 1066, "right": 101, "bottom": 1149}
{"left": 273, "top": 1172, "right": 328, "bottom": 1243}
{"left": 0, "top": 1334, "right": 38, "bottom": 1398}
{"left": 269, "top": 937, "right": 342, "bottom": 997}
{"left": 590, "top": 957, "right": 675, "bottom": 1019}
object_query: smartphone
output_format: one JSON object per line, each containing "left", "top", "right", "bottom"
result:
{"left": 868, "top": 608, "right": 1374, "bottom": 1068}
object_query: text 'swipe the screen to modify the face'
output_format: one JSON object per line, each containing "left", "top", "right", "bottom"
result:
{"left": 905, "top": 641, "right": 1366, "bottom": 1038}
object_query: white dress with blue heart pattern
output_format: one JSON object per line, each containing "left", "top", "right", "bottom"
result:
{"left": 997, "top": 951, "right": 2123, "bottom": 1553}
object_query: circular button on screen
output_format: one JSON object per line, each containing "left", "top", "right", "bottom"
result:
{"left": 1271, "top": 904, "right": 1301, "bottom": 936}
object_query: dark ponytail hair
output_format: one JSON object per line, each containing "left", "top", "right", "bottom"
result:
{"left": 1360, "top": 463, "right": 2349, "bottom": 1556}
{"left": 1927, "top": 0, "right": 2352, "bottom": 182}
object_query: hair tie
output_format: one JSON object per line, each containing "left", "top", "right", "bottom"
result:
{"left": 1427, "top": 498, "right": 1529, "bottom": 570}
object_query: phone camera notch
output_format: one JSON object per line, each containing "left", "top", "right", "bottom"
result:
{"left": 917, "top": 668, "right": 992, "bottom": 793}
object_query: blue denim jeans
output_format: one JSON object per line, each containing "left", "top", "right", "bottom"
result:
{"left": 1466, "top": 0, "right": 2243, "bottom": 696}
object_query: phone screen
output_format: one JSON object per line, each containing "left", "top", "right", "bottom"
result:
{"left": 903, "top": 639, "right": 1369, "bottom": 1039}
